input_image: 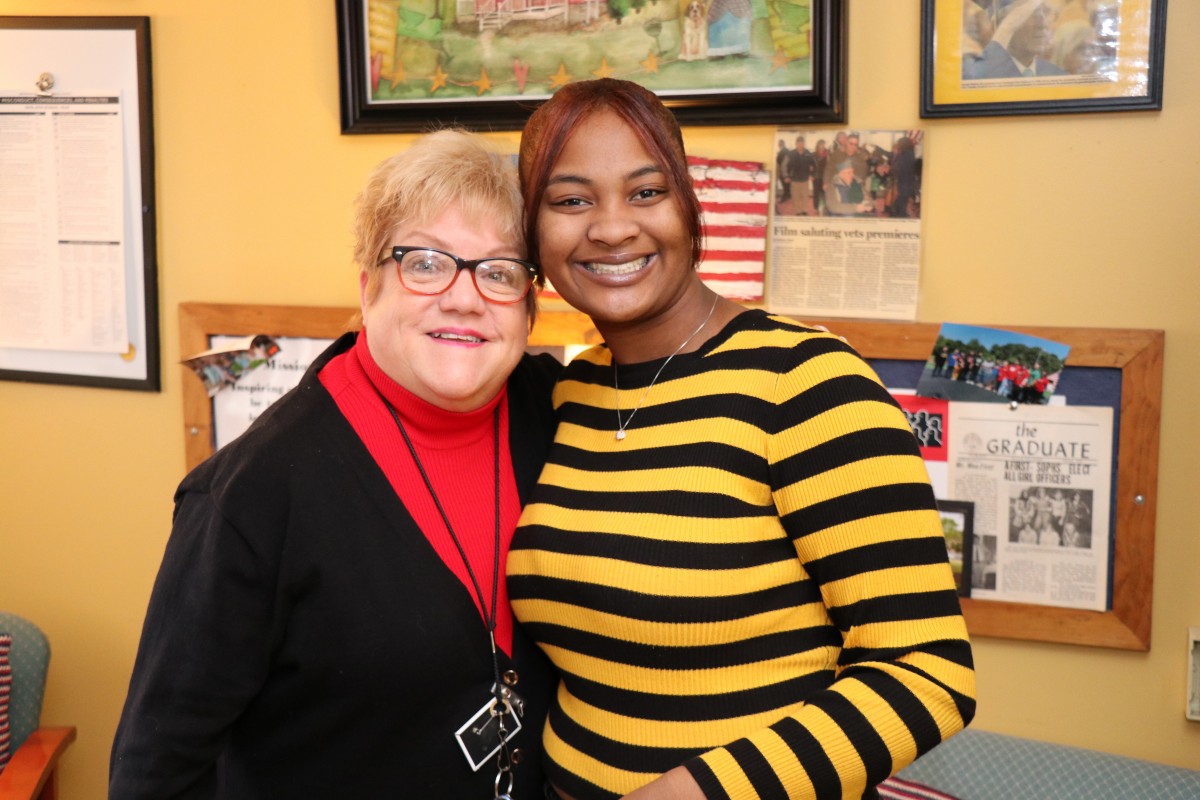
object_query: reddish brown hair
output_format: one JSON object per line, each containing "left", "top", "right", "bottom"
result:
{"left": 518, "top": 78, "right": 703, "bottom": 268}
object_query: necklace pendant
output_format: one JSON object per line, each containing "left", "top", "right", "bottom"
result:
{"left": 615, "top": 429, "right": 626, "bottom": 441}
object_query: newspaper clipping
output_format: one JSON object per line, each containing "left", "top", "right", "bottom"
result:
{"left": 947, "top": 402, "right": 1113, "bottom": 610}
{"left": 769, "top": 128, "right": 923, "bottom": 320}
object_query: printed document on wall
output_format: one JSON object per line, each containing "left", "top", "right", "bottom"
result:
{"left": 947, "top": 402, "right": 1113, "bottom": 611}
{"left": 769, "top": 128, "right": 923, "bottom": 321}
{"left": 0, "top": 93, "right": 128, "bottom": 352}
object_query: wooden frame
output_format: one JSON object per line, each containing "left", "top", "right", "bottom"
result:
{"left": 0, "top": 17, "right": 160, "bottom": 390}
{"left": 179, "top": 303, "right": 1163, "bottom": 650}
{"left": 920, "top": 0, "right": 1167, "bottom": 118}
{"left": 801, "top": 319, "right": 1163, "bottom": 651}
{"left": 336, "top": 0, "right": 845, "bottom": 133}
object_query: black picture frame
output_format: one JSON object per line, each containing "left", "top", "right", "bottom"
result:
{"left": 936, "top": 499, "right": 976, "bottom": 598}
{"left": 0, "top": 16, "right": 160, "bottom": 391}
{"left": 336, "top": 0, "right": 846, "bottom": 133}
{"left": 920, "top": 0, "right": 1167, "bottom": 118}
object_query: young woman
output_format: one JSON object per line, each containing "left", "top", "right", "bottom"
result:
{"left": 509, "top": 79, "right": 976, "bottom": 800}
{"left": 111, "top": 131, "right": 560, "bottom": 799}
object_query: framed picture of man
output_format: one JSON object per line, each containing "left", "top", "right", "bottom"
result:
{"left": 337, "top": 0, "right": 845, "bottom": 132}
{"left": 920, "top": 0, "right": 1167, "bottom": 118}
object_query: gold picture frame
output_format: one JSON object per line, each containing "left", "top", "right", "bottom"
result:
{"left": 920, "top": 0, "right": 1167, "bottom": 118}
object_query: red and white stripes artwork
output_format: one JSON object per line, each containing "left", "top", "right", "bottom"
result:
{"left": 688, "top": 154, "right": 769, "bottom": 302}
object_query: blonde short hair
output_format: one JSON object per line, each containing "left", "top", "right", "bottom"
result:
{"left": 354, "top": 129, "right": 538, "bottom": 324}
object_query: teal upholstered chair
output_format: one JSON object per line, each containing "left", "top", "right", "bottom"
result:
{"left": 889, "top": 728, "right": 1200, "bottom": 799}
{"left": 0, "top": 612, "right": 75, "bottom": 800}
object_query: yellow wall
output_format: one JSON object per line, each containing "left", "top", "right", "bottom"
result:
{"left": 1, "top": 1, "right": 1197, "bottom": 795}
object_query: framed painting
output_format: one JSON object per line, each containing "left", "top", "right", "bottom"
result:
{"left": 336, "top": 0, "right": 845, "bottom": 132}
{"left": 921, "top": 0, "right": 1167, "bottom": 118}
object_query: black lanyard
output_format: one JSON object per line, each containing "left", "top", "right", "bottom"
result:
{"left": 377, "top": 391, "right": 520, "bottom": 797}
{"left": 382, "top": 400, "right": 504, "bottom": 696}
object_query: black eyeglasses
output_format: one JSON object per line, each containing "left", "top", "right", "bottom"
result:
{"left": 381, "top": 246, "right": 539, "bottom": 305}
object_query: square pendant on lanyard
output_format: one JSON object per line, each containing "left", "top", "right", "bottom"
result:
{"left": 454, "top": 685, "right": 524, "bottom": 772}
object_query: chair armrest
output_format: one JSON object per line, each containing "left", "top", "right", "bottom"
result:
{"left": 0, "top": 726, "right": 77, "bottom": 800}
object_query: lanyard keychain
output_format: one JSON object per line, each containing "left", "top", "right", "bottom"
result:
{"left": 493, "top": 694, "right": 515, "bottom": 800}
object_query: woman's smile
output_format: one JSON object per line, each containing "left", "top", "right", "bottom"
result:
{"left": 578, "top": 254, "right": 651, "bottom": 276}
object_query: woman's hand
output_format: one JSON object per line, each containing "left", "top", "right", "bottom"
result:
{"left": 621, "top": 766, "right": 705, "bottom": 799}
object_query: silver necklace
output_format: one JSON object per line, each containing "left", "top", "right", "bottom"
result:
{"left": 613, "top": 294, "right": 719, "bottom": 442}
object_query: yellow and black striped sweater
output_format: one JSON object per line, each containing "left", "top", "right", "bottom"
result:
{"left": 509, "top": 310, "right": 975, "bottom": 800}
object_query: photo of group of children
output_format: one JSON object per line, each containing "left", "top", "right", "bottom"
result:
{"left": 1008, "top": 486, "right": 1095, "bottom": 549}
{"left": 916, "top": 322, "right": 1071, "bottom": 405}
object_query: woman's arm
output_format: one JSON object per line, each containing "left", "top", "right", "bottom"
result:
{"left": 110, "top": 488, "right": 277, "bottom": 799}
{"left": 682, "top": 335, "right": 976, "bottom": 799}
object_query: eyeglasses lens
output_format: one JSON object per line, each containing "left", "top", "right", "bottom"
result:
{"left": 475, "top": 261, "right": 529, "bottom": 301}
{"left": 397, "top": 250, "right": 530, "bottom": 303}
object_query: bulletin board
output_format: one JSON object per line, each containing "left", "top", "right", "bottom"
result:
{"left": 179, "top": 302, "right": 1163, "bottom": 651}
{"left": 0, "top": 17, "right": 159, "bottom": 390}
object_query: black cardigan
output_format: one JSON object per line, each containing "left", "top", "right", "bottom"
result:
{"left": 111, "top": 333, "right": 561, "bottom": 799}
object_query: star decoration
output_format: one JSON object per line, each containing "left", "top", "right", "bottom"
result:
{"left": 430, "top": 64, "right": 448, "bottom": 93}
{"left": 591, "top": 58, "right": 615, "bottom": 79}
{"left": 770, "top": 49, "right": 791, "bottom": 72}
{"left": 549, "top": 63, "right": 572, "bottom": 89}
{"left": 640, "top": 51, "right": 660, "bottom": 74}
{"left": 471, "top": 68, "right": 493, "bottom": 95}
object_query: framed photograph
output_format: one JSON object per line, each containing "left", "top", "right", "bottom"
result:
{"left": 336, "top": 0, "right": 845, "bottom": 133}
{"left": 0, "top": 17, "right": 160, "bottom": 391}
{"left": 920, "top": 0, "right": 1167, "bottom": 118}
{"left": 936, "top": 499, "right": 975, "bottom": 597}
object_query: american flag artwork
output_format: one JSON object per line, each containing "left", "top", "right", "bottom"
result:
{"left": 688, "top": 154, "right": 769, "bottom": 302}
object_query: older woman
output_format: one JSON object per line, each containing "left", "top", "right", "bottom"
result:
{"left": 509, "top": 79, "right": 975, "bottom": 800}
{"left": 111, "top": 130, "right": 560, "bottom": 799}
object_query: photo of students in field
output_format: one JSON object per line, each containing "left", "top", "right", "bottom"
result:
{"left": 917, "top": 322, "right": 1070, "bottom": 404}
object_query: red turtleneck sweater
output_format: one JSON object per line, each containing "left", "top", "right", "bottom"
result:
{"left": 318, "top": 332, "right": 519, "bottom": 653}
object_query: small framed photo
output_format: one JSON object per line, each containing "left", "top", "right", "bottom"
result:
{"left": 920, "top": 0, "right": 1167, "bottom": 118}
{"left": 936, "top": 499, "right": 975, "bottom": 597}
